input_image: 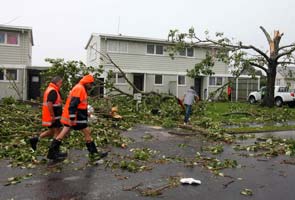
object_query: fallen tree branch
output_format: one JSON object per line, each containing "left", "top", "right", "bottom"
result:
{"left": 281, "top": 159, "right": 295, "bottom": 165}
{"left": 139, "top": 184, "right": 171, "bottom": 196}
{"left": 222, "top": 112, "right": 255, "bottom": 117}
{"left": 122, "top": 183, "right": 143, "bottom": 191}
{"left": 179, "top": 124, "right": 210, "bottom": 135}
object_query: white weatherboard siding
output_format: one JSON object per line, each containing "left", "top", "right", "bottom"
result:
{"left": 145, "top": 74, "right": 173, "bottom": 94}
{"left": 0, "top": 31, "right": 32, "bottom": 66}
{"left": 86, "top": 35, "right": 100, "bottom": 67}
{"left": 85, "top": 34, "right": 259, "bottom": 100}
{"left": 98, "top": 39, "right": 227, "bottom": 75}
{"left": 0, "top": 67, "right": 27, "bottom": 100}
{"left": 0, "top": 26, "right": 33, "bottom": 100}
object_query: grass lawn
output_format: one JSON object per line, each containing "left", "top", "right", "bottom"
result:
{"left": 192, "top": 101, "right": 295, "bottom": 133}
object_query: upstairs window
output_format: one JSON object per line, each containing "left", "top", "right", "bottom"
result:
{"left": 187, "top": 47, "right": 194, "bottom": 57}
{"left": 146, "top": 44, "right": 164, "bottom": 55}
{"left": 147, "top": 44, "right": 154, "bottom": 54}
{"left": 179, "top": 48, "right": 186, "bottom": 56}
{"left": 156, "top": 45, "right": 163, "bottom": 54}
{"left": 0, "top": 32, "right": 4, "bottom": 44}
{"left": 7, "top": 33, "right": 18, "bottom": 45}
{"left": 154, "top": 74, "right": 163, "bottom": 85}
{"left": 107, "top": 40, "right": 128, "bottom": 53}
{"left": 0, "top": 32, "right": 19, "bottom": 45}
{"left": 178, "top": 47, "right": 194, "bottom": 57}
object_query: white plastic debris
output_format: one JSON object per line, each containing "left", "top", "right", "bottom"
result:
{"left": 87, "top": 105, "right": 97, "bottom": 123}
{"left": 88, "top": 105, "right": 94, "bottom": 114}
{"left": 180, "top": 178, "right": 201, "bottom": 185}
{"left": 94, "top": 159, "right": 104, "bottom": 165}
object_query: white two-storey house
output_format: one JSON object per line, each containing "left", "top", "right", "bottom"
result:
{"left": 85, "top": 33, "right": 258, "bottom": 100}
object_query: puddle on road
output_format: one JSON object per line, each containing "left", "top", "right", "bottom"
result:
{"left": 63, "top": 176, "right": 81, "bottom": 181}
{"left": 223, "top": 120, "right": 295, "bottom": 129}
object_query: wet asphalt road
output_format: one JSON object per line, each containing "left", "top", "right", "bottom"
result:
{"left": 1, "top": 125, "right": 295, "bottom": 200}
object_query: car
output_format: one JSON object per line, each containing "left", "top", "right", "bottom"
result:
{"left": 248, "top": 86, "right": 295, "bottom": 107}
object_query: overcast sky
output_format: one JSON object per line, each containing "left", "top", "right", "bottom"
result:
{"left": 1, "top": 0, "right": 294, "bottom": 66}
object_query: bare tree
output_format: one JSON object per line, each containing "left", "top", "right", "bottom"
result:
{"left": 168, "top": 26, "right": 295, "bottom": 107}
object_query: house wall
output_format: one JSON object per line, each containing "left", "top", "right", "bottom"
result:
{"left": 0, "top": 30, "right": 32, "bottom": 66}
{"left": 111, "top": 73, "right": 133, "bottom": 94}
{"left": 0, "top": 68, "right": 26, "bottom": 99}
{"left": 146, "top": 74, "right": 177, "bottom": 94}
{"left": 86, "top": 36, "right": 100, "bottom": 67}
{"left": 86, "top": 35, "right": 237, "bottom": 99}
{"left": 0, "top": 28, "right": 32, "bottom": 100}
{"left": 97, "top": 38, "right": 228, "bottom": 75}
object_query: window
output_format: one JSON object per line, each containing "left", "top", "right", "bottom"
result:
{"left": 0, "top": 70, "right": 3, "bottom": 80}
{"left": 117, "top": 73, "right": 126, "bottom": 84}
{"left": 187, "top": 48, "right": 194, "bottom": 57}
{"left": 0, "top": 32, "right": 4, "bottom": 44}
{"left": 147, "top": 44, "right": 154, "bottom": 54}
{"left": 107, "top": 41, "right": 128, "bottom": 53}
{"left": 279, "top": 87, "right": 288, "bottom": 92}
{"left": 108, "top": 72, "right": 127, "bottom": 84}
{"left": 178, "top": 75, "right": 185, "bottom": 85}
{"left": 108, "top": 72, "right": 116, "bottom": 84}
{"left": 107, "top": 41, "right": 118, "bottom": 52}
{"left": 179, "top": 48, "right": 186, "bottom": 56}
{"left": 119, "top": 42, "right": 128, "bottom": 52}
{"left": 216, "top": 77, "right": 223, "bottom": 85}
{"left": 146, "top": 44, "right": 164, "bottom": 55}
{"left": 7, "top": 33, "right": 18, "bottom": 45}
{"left": 209, "top": 77, "right": 223, "bottom": 86}
{"left": 0, "top": 69, "right": 18, "bottom": 81}
{"left": 6, "top": 69, "right": 17, "bottom": 80}
{"left": 156, "top": 45, "right": 163, "bottom": 55}
{"left": 178, "top": 47, "right": 194, "bottom": 57}
{"left": 0, "top": 32, "right": 19, "bottom": 45}
{"left": 209, "top": 77, "right": 215, "bottom": 85}
{"left": 155, "top": 74, "right": 163, "bottom": 85}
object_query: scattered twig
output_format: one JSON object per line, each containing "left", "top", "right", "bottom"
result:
{"left": 223, "top": 180, "right": 235, "bottom": 188}
{"left": 139, "top": 184, "right": 171, "bottom": 196}
{"left": 122, "top": 182, "right": 143, "bottom": 191}
{"left": 281, "top": 159, "right": 295, "bottom": 165}
{"left": 257, "top": 158, "right": 269, "bottom": 162}
{"left": 222, "top": 112, "right": 255, "bottom": 117}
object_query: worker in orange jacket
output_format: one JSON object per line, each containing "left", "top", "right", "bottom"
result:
{"left": 29, "top": 76, "right": 66, "bottom": 159}
{"left": 47, "top": 74, "right": 108, "bottom": 160}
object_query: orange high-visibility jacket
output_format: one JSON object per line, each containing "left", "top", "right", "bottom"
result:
{"left": 61, "top": 75, "right": 94, "bottom": 126}
{"left": 42, "top": 83, "right": 62, "bottom": 126}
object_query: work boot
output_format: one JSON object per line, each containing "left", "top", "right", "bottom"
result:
{"left": 47, "top": 139, "right": 67, "bottom": 160}
{"left": 86, "top": 141, "right": 108, "bottom": 160}
{"left": 29, "top": 137, "right": 39, "bottom": 151}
